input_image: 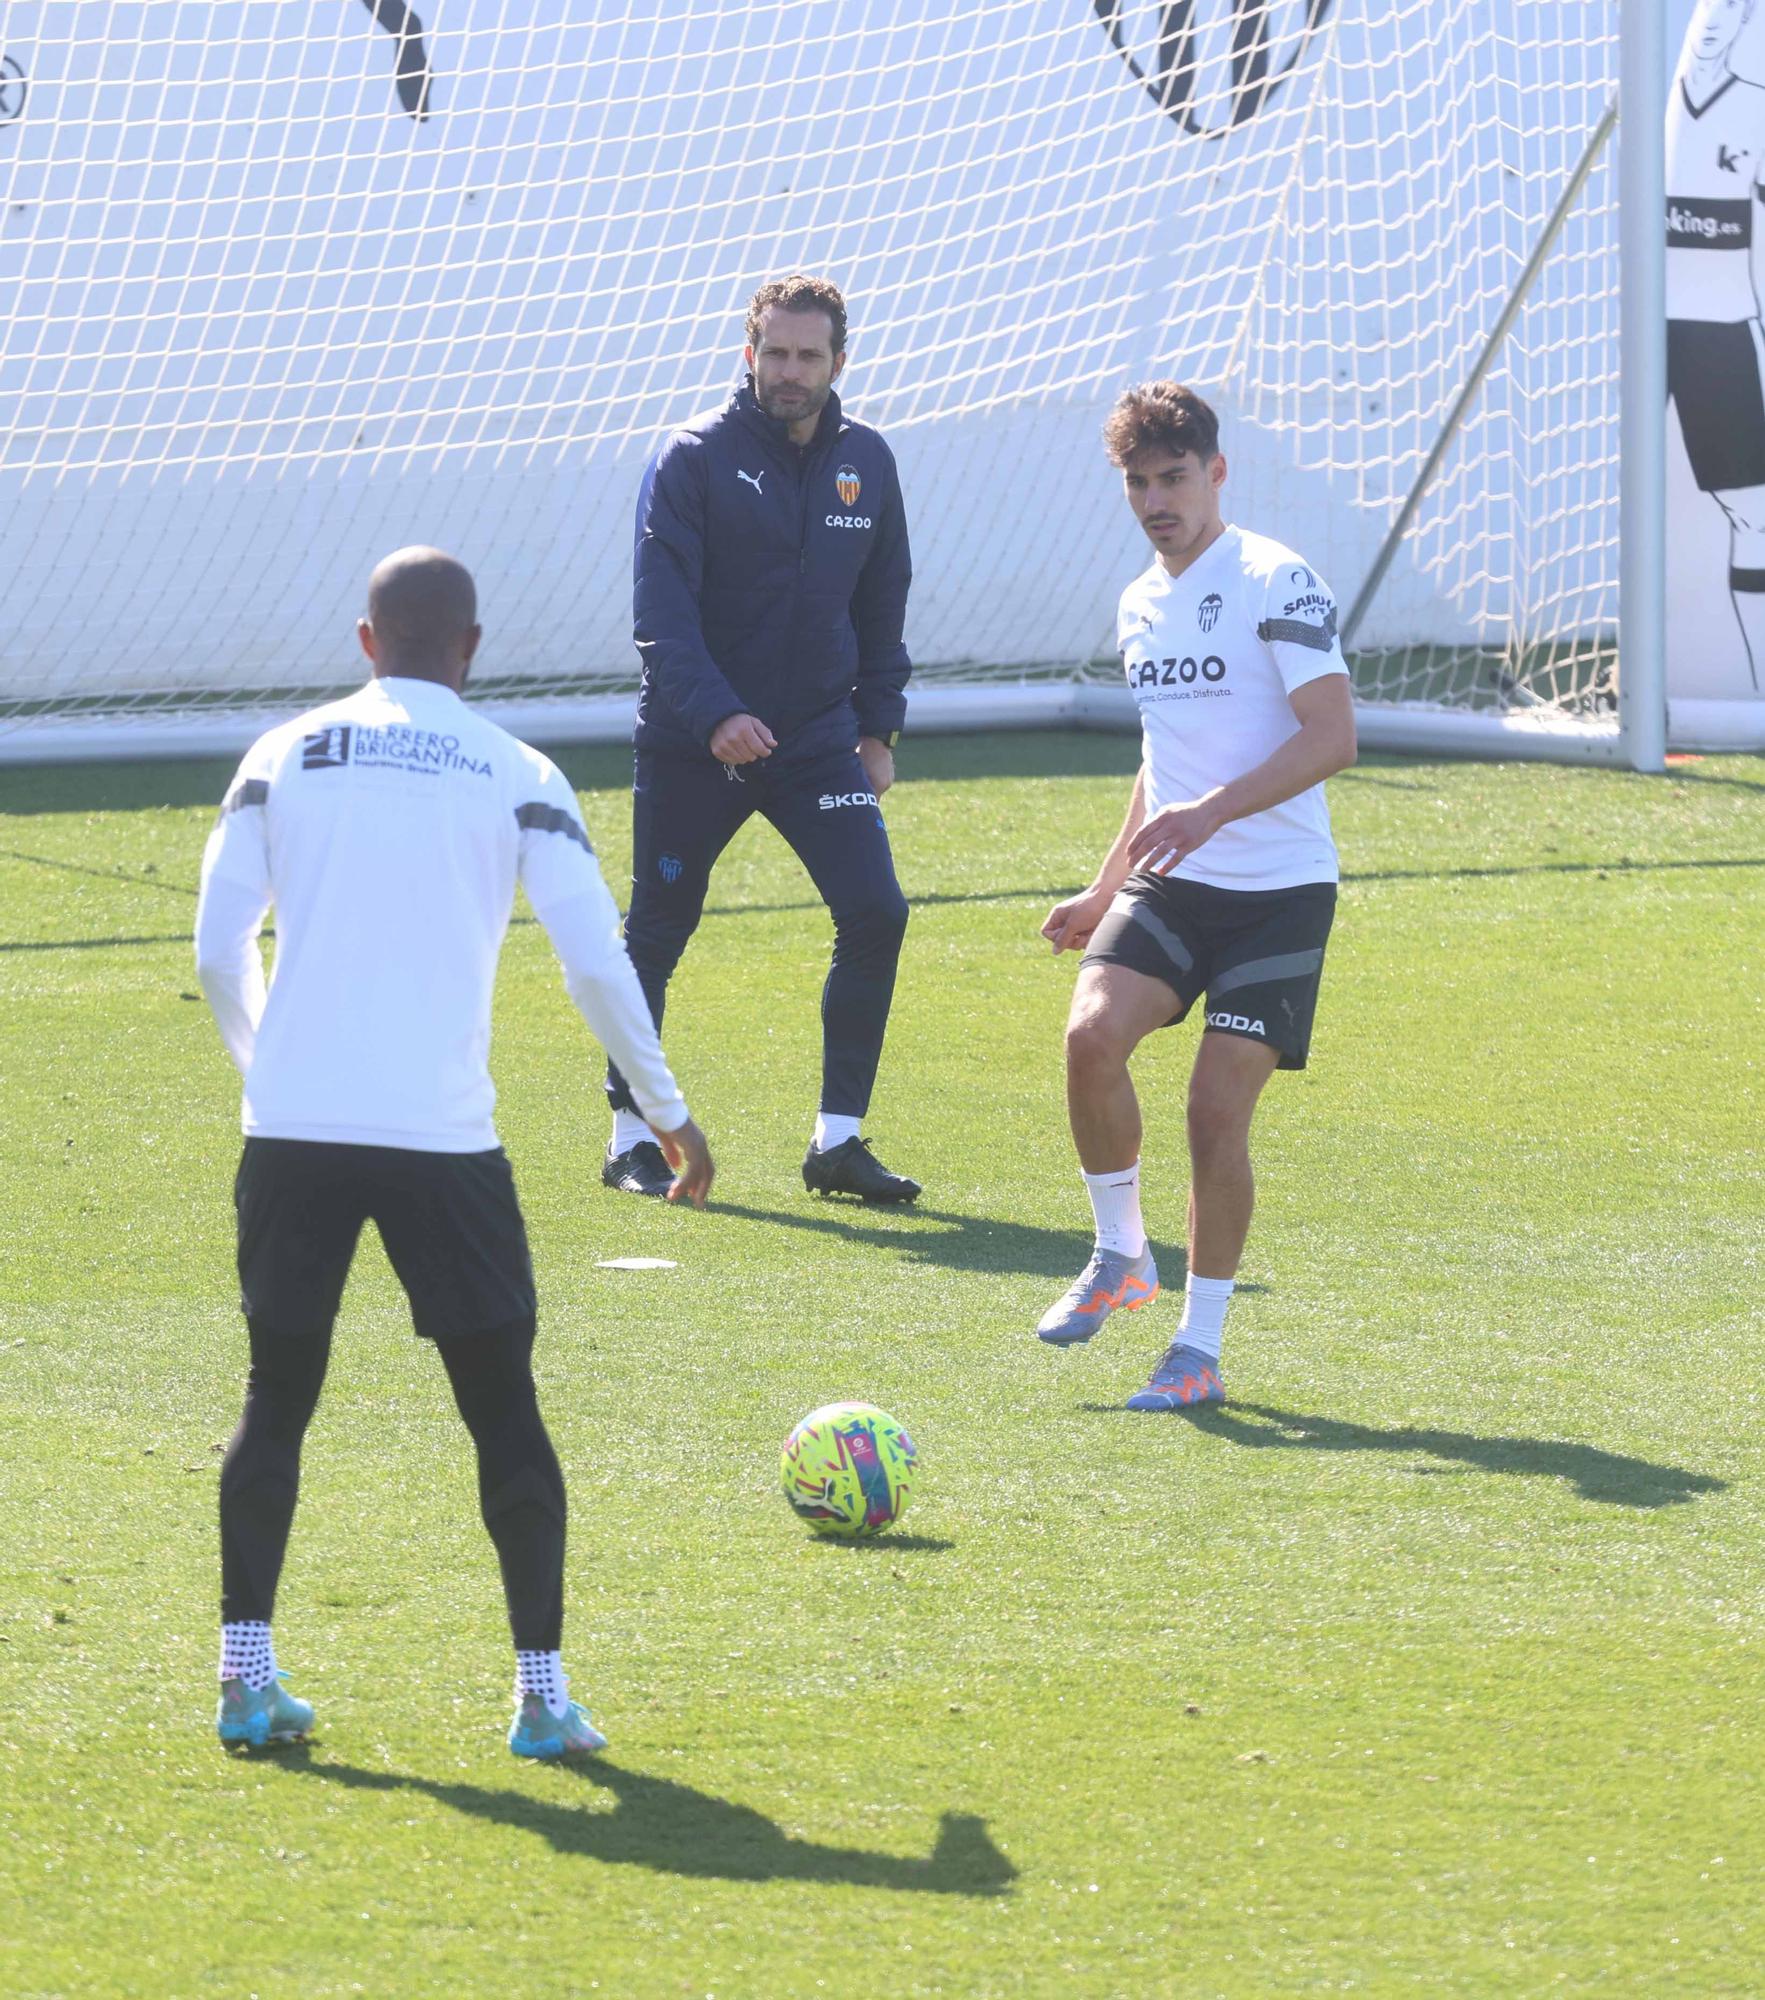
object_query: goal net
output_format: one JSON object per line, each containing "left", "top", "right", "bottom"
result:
{"left": 0, "top": 0, "right": 1631, "bottom": 761}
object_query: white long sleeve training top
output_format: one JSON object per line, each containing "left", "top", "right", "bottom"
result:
{"left": 194, "top": 674, "right": 688, "bottom": 1151}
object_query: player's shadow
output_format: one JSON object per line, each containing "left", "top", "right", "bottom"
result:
{"left": 708, "top": 1199, "right": 1091, "bottom": 1281}
{"left": 708, "top": 1199, "right": 1267, "bottom": 1293}
{"left": 1097, "top": 1400, "right": 1724, "bottom": 1510}
{"left": 282, "top": 1753, "right": 1014, "bottom": 1895}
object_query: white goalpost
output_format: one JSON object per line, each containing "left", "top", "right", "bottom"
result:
{"left": 0, "top": 0, "right": 1666, "bottom": 768}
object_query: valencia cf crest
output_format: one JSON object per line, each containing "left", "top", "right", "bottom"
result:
{"left": 1198, "top": 592, "right": 1223, "bottom": 632}
{"left": 835, "top": 464, "right": 862, "bottom": 508}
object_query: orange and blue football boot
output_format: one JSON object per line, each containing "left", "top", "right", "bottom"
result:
{"left": 1125, "top": 1342, "right": 1225, "bottom": 1410}
{"left": 1036, "top": 1245, "right": 1159, "bottom": 1345}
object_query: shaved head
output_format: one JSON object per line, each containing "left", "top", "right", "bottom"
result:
{"left": 360, "top": 544, "right": 482, "bottom": 692}
{"left": 360, "top": 547, "right": 481, "bottom": 687}
{"left": 367, "top": 546, "right": 477, "bottom": 651}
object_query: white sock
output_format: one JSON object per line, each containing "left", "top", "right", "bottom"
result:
{"left": 219, "top": 1620, "right": 278, "bottom": 1692}
{"left": 1178, "top": 1274, "right": 1236, "bottom": 1361}
{"left": 813, "top": 1112, "right": 862, "bottom": 1152}
{"left": 610, "top": 1108, "right": 651, "bottom": 1156}
{"left": 1082, "top": 1162, "right": 1146, "bottom": 1257}
{"left": 516, "top": 1649, "right": 572, "bottom": 1720}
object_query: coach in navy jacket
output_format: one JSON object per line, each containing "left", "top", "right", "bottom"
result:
{"left": 603, "top": 274, "right": 923, "bottom": 1205}
{"left": 633, "top": 384, "right": 911, "bottom": 759}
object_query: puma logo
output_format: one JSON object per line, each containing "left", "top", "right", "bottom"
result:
{"left": 737, "top": 468, "right": 765, "bottom": 494}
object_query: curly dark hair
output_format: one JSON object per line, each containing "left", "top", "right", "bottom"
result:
{"left": 1102, "top": 381, "right": 1220, "bottom": 467}
{"left": 745, "top": 274, "right": 848, "bottom": 355}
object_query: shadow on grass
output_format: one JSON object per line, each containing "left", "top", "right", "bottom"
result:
{"left": 550, "top": 731, "right": 1143, "bottom": 791}
{"left": 0, "top": 845, "right": 203, "bottom": 896}
{"left": 1084, "top": 1398, "right": 1726, "bottom": 1509}
{"left": 10, "top": 833, "right": 1765, "bottom": 954}
{"left": 0, "top": 759, "right": 239, "bottom": 816}
{"left": 805, "top": 1532, "right": 956, "bottom": 1554}
{"left": 0, "top": 868, "right": 1074, "bottom": 951}
{"left": 708, "top": 1199, "right": 1095, "bottom": 1283}
{"left": 0, "top": 730, "right": 1139, "bottom": 817}
{"left": 1, "top": 931, "right": 201, "bottom": 954}
{"left": 699, "top": 882, "right": 1074, "bottom": 922}
{"left": 1344, "top": 854, "right": 1765, "bottom": 888}
{"left": 281, "top": 1750, "right": 1014, "bottom": 1895}
{"left": 706, "top": 1198, "right": 1265, "bottom": 1294}
{"left": 1662, "top": 762, "right": 1765, "bottom": 798}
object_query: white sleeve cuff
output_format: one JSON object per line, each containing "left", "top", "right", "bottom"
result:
{"left": 639, "top": 1094, "right": 691, "bottom": 1135}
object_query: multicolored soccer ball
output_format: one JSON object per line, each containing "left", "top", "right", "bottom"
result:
{"left": 780, "top": 1402, "right": 917, "bottom": 1538}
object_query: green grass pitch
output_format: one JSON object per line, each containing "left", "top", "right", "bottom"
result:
{"left": 1, "top": 735, "right": 1762, "bottom": 1997}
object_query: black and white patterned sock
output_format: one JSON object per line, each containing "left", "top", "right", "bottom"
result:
{"left": 219, "top": 1620, "right": 278, "bottom": 1692}
{"left": 515, "top": 1649, "right": 570, "bottom": 1719}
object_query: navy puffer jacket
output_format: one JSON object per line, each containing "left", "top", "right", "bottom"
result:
{"left": 631, "top": 381, "right": 913, "bottom": 761}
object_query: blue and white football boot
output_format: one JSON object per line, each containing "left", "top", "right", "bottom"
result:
{"left": 509, "top": 1694, "right": 608, "bottom": 1760}
{"left": 216, "top": 1676, "right": 314, "bottom": 1748}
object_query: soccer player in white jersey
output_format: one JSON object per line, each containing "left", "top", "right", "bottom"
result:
{"left": 1668, "top": 0, "right": 1765, "bottom": 687}
{"left": 195, "top": 548, "right": 713, "bottom": 1756}
{"left": 1036, "top": 383, "right": 1356, "bottom": 1409}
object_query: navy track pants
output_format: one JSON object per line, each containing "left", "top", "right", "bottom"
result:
{"left": 605, "top": 745, "right": 909, "bottom": 1120}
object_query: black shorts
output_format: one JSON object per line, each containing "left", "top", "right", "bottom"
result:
{"left": 1081, "top": 873, "right": 1337, "bottom": 1069}
{"left": 235, "top": 1138, "right": 537, "bottom": 1342}
{"left": 1668, "top": 319, "right": 1765, "bottom": 493}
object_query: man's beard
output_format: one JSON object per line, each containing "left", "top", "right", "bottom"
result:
{"left": 760, "top": 381, "right": 827, "bottom": 423}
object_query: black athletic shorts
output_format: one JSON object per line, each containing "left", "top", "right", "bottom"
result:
{"left": 235, "top": 1138, "right": 537, "bottom": 1342}
{"left": 1668, "top": 318, "right": 1765, "bottom": 493}
{"left": 1081, "top": 872, "right": 1337, "bottom": 1069}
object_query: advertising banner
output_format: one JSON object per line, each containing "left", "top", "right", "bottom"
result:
{"left": 1667, "top": 0, "right": 1765, "bottom": 738}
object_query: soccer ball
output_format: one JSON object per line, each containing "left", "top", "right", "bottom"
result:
{"left": 780, "top": 1402, "right": 917, "bottom": 1539}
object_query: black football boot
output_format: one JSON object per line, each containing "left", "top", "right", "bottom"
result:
{"left": 801, "top": 1137, "right": 921, "bottom": 1204}
{"left": 602, "top": 1140, "right": 674, "bottom": 1197}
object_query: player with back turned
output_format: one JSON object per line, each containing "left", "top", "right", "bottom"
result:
{"left": 195, "top": 548, "right": 712, "bottom": 1757}
{"left": 1037, "top": 383, "right": 1356, "bottom": 1409}
{"left": 602, "top": 274, "right": 921, "bottom": 1203}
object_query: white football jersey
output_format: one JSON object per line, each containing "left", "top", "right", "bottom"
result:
{"left": 1116, "top": 525, "right": 1348, "bottom": 892}
{"left": 196, "top": 675, "right": 687, "bottom": 1151}
{"left": 1667, "top": 65, "right": 1765, "bottom": 323}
